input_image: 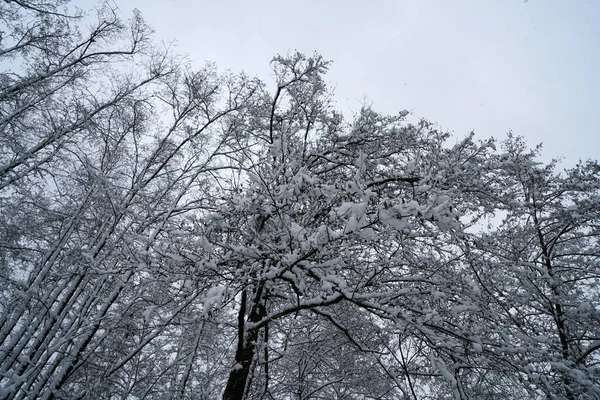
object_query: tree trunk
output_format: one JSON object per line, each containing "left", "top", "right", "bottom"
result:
{"left": 222, "top": 330, "right": 259, "bottom": 400}
{"left": 223, "top": 287, "right": 266, "bottom": 400}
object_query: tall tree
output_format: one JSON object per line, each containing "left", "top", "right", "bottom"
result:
{"left": 463, "top": 136, "right": 600, "bottom": 399}
{"left": 1, "top": 1, "right": 260, "bottom": 398}
{"left": 211, "top": 53, "right": 504, "bottom": 400}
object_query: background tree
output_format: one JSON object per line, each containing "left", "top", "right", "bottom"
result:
{"left": 1, "top": 1, "right": 260, "bottom": 398}
{"left": 462, "top": 136, "right": 600, "bottom": 399}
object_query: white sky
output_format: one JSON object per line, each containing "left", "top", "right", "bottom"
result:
{"left": 102, "top": 0, "right": 598, "bottom": 165}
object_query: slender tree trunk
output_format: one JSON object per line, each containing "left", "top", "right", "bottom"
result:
{"left": 223, "top": 286, "right": 266, "bottom": 400}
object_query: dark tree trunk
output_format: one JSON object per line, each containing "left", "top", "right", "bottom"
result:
{"left": 223, "top": 286, "right": 266, "bottom": 400}
{"left": 222, "top": 328, "right": 259, "bottom": 400}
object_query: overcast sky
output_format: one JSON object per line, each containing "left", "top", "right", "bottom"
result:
{"left": 106, "top": 0, "right": 598, "bottom": 165}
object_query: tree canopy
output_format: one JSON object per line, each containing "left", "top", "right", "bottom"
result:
{"left": 0, "top": 2, "right": 599, "bottom": 399}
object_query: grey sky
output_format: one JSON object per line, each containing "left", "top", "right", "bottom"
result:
{"left": 109, "top": 0, "right": 598, "bottom": 165}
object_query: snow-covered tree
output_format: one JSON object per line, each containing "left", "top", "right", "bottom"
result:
{"left": 462, "top": 136, "right": 600, "bottom": 399}
{"left": 204, "top": 53, "right": 508, "bottom": 399}
{"left": 0, "top": 2, "right": 259, "bottom": 398}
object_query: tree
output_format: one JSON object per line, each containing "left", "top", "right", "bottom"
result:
{"left": 1, "top": 2, "right": 260, "bottom": 398}
{"left": 462, "top": 136, "right": 600, "bottom": 399}
{"left": 207, "top": 53, "right": 506, "bottom": 399}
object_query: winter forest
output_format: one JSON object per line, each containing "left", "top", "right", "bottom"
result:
{"left": 1, "top": 2, "right": 599, "bottom": 399}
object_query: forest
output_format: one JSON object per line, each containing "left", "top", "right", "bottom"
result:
{"left": 1, "top": 1, "right": 599, "bottom": 399}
